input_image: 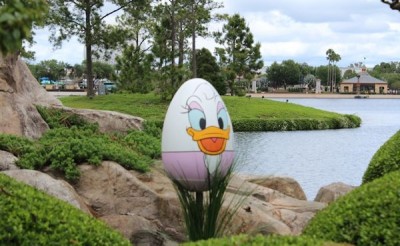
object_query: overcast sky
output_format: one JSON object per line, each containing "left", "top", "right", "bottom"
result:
{"left": 31, "top": 0, "right": 400, "bottom": 68}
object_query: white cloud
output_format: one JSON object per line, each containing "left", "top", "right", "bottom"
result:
{"left": 31, "top": 0, "right": 400, "bottom": 68}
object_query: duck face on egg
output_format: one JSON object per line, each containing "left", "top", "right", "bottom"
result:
{"left": 161, "top": 78, "right": 234, "bottom": 191}
{"left": 185, "top": 87, "right": 231, "bottom": 156}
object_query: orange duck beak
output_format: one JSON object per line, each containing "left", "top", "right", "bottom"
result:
{"left": 187, "top": 126, "right": 230, "bottom": 155}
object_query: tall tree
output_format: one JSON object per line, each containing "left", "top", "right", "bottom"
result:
{"left": 188, "top": 0, "right": 222, "bottom": 78}
{"left": 46, "top": 0, "right": 145, "bottom": 98}
{"left": 214, "top": 14, "right": 263, "bottom": 95}
{"left": 195, "top": 48, "right": 226, "bottom": 95}
{"left": 326, "top": 48, "right": 341, "bottom": 92}
{"left": 28, "top": 59, "right": 68, "bottom": 81}
{"left": 266, "top": 60, "right": 302, "bottom": 89}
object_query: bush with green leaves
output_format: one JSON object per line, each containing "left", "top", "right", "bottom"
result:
{"left": 362, "top": 130, "right": 400, "bottom": 184}
{"left": 0, "top": 173, "right": 130, "bottom": 245}
{"left": 0, "top": 107, "right": 157, "bottom": 181}
{"left": 303, "top": 170, "right": 400, "bottom": 245}
{"left": 184, "top": 234, "right": 340, "bottom": 246}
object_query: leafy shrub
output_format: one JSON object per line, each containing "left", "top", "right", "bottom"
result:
{"left": 184, "top": 234, "right": 339, "bottom": 246}
{"left": 124, "top": 130, "right": 161, "bottom": 159}
{"left": 0, "top": 173, "right": 130, "bottom": 245}
{"left": 362, "top": 130, "right": 400, "bottom": 184}
{"left": 0, "top": 107, "right": 154, "bottom": 181}
{"left": 0, "top": 134, "right": 36, "bottom": 157}
{"left": 142, "top": 120, "right": 162, "bottom": 138}
{"left": 303, "top": 170, "right": 400, "bottom": 246}
{"left": 37, "top": 105, "right": 98, "bottom": 131}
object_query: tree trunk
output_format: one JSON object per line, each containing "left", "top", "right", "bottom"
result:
{"left": 85, "top": 2, "right": 94, "bottom": 99}
{"left": 191, "top": 1, "right": 197, "bottom": 78}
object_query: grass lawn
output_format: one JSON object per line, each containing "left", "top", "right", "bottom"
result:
{"left": 60, "top": 93, "right": 346, "bottom": 122}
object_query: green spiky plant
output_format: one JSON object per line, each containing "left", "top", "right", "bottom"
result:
{"left": 172, "top": 160, "right": 248, "bottom": 242}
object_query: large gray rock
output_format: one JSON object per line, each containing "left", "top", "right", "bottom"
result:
{"left": 314, "top": 182, "right": 357, "bottom": 203}
{"left": 2, "top": 169, "right": 90, "bottom": 214}
{"left": 61, "top": 107, "right": 144, "bottom": 133}
{"left": 0, "top": 150, "right": 19, "bottom": 171}
{"left": 74, "top": 161, "right": 185, "bottom": 243}
{"left": 0, "top": 54, "right": 61, "bottom": 139}
{"left": 248, "top": 176, "right": 307, "bottom": 200}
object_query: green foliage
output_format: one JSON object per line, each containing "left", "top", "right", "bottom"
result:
{"left": 0, "top": 173, "right": 130, "bottom": 245}
{"left": 60, "top": 93, "right": 362, "bottom": 131}
{"left": 116, "top": 44, "right": 155, "bottom": 93}
{"left": 362, "top": 130, "right": 400, "bottom": 184}
{"left": 123, "top": 130, "right": 161, "bottom": 159}
{"left": 0, "top": 107, "right": 154, "bottom": 181}
{"left": 36, "top": 106, "right": 98, "bottom": 130}
{"left": 214, "top": 14, "right": 263, "bottom": 95}
{"left": 27, "top": 59, "right": 68, "bottom": 81}
{"left": 196, "top": 48, "right": 226, "bottom": 95}
{"left": 303, "top": 170, "right": 400, "bottom": 246}
{"left": 232, "top": 115, "right": 360, "bottom": 132}
{"left": 173, "top": 161, "right": 243, "bottom": 242}
{"left": 184, "top": 234, "right": 337, "bottom": 246}
{"left": 0, "top": 0, "right": 48, "bottom": 54}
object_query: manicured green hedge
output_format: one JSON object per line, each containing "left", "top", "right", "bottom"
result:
{"left": 0, "top": 173, "right": 130, "bottom": 245}
{"left": 362, "top": 130, "right": 400, "bottom": 184}
{"left": 303, "top": 170, "right": 400, "bottom": 245}
{"left": 231, "top": 115, "right": 360, "bottom": 132}
{"left": 184, "top": 234, "right": 340, "bottom": 246}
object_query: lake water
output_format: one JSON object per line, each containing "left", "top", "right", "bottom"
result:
{"left": 234, "top": 98, "right": 400, "bottom": 200}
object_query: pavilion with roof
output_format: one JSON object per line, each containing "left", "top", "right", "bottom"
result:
{"left": 340, "top": 69, "right": 388, "bottom": 94}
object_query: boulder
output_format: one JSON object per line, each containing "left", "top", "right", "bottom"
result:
{"left": 314, "top": 182, "right": 357, "bottom": 203}
{"left": 0, "top": 150, "right": 19, "bottom": 171}
{"left": 248, "top": 176, "right": 307, "bottom": 200}
{"left": 0, "top": 54, "right": 61, "bottom": 139}
{"left": 74, "top": 161, "right": 185, "bottom": 242}
{"left": 2, "top": 169, "right": 90, "bottom": 214}
{"left": 61, "top": 107, "right": 144, "bottom": 133}
{"left": 227, "top": 175, "right": 325, "bottom": 235}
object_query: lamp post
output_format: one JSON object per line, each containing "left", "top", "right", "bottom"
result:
{"left": 356, "top": 74, "right": 361, "bottom": 95}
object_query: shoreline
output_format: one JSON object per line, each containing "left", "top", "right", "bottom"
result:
{"left": 247, "top": 92, "right": 400, "bottom": 99}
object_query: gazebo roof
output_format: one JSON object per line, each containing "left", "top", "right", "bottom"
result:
{"left": 341, "top": 70, "right": 387, "bottom": 84}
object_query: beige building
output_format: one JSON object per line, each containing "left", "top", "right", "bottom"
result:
{"left": 340, "top": 69, "right": 388, "bottom": 94}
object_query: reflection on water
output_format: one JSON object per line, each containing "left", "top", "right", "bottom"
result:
{"left": 234, "top": 99, "right": 400, "bottom": 200}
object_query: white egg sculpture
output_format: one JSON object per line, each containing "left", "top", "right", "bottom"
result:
{"left": 162, "top": 78, "right": 235, "bottom": 191}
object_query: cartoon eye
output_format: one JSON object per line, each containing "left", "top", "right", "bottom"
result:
{"left": 217, "top": 108, "right": 228, "bottom": 130}
{"left": 189, "top": 109, "right": 206, "bottom": 130}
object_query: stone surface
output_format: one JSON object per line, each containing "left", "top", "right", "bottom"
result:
{"left": 0, "top": 54, "right": 61, "bottom": 139}
{"left": 74, "top": 161, "right": 185, "bottom": 242}
{"left": 2, "top": 169, "right": 90, "bottom": 213}
{"left": 248, "top": 176, "right": 307, "bottom": 200}
{"left": 60, "top": 107, "right": 144, "bottom": 133}
{"left": 0, "top": 150, "right": 19, "bottom": 171}
{"left": 314, "top": 182, "right": 357, "bottom": 203}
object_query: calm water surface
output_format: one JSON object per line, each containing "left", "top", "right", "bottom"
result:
{"left": 234, "top": 98, "right": 400, "bottom": 200}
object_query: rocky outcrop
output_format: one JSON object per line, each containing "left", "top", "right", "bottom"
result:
{"left": 0, "top": 54, "right": 61, "bottom": 139}
{"left": 248, "top": 176, "right": 307, "bottom": 200}
{"left": 0, "top": 150, "right": 19, "bottom": 171}
{"left": 2, "top": 169, "right": 90, "bottom": 214}
{"left": 74, "top": 161, "right": 185, "bottom": 243}
{"left": 314, "top": 182, "right": 357, "bottom": 203}
{"left": 61, "top": 107, "right": 144, "bottom": 133}
{"left": 2, "top": 158, "right": 327, "bottom": 243}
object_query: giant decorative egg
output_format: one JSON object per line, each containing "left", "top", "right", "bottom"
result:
{"left": 162, "top": 78, "right": 235, "bottom": 191}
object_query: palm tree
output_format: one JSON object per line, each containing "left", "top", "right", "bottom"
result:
{"left": 326, "top": 49, "right": 341, "bottom": 92}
